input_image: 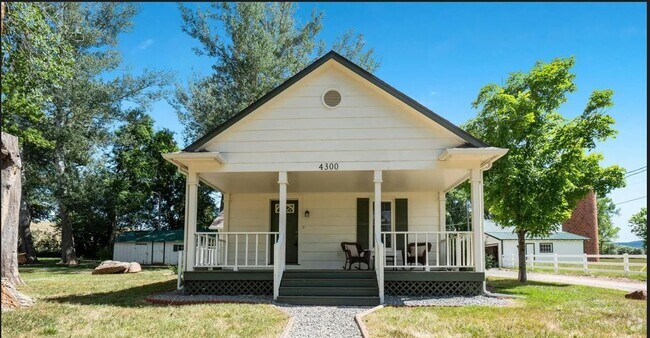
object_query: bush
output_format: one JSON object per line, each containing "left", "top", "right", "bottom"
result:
{"left": 97, "top": 246, "right": 112, "bottom": 261}
{"left": 32, "top": 229, "right": 61, "bottom": 257}
{"left": 169, "top": 264, "right": 178, "bottom": 274}
{"left": 485, "top": 254, "right": 498, "bottom": 269}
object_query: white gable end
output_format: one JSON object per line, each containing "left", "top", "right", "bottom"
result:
{"left": 202, "top": 61, "right": 468, "bottom": 170}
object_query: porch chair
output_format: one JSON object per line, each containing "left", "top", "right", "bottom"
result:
{"left": 405, "top": 242, "right": 432, "bottom": 266}
{"left": 340, "top": 242, "right": 372, "bottom": 270}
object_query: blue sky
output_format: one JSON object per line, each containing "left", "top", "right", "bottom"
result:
{"left": 115, "top": 2, "right": 646, "bottom": 242}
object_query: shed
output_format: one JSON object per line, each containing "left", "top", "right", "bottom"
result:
{"left": 113, "top": 229, "right": 185, "bottom": 265}
{"left": 484, "top": 220, "right": 588, "bottom": 267}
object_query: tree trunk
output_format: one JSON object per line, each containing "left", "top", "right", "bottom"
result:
{"left": 517, "top": 230, "right": 527, "bottom": 283}
{"left": 19, "top": 196, "right": 38, "bottom": 263}
{"left": 1, "top": 132, "right": 24, "bottom": 286}
{"left": 55, "top": 149, "right": 78, "bottom": 265}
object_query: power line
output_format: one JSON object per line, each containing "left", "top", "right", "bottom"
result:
{"left": 614, "top": 196, "right": 647, "bottom": 205}
{"left": 625, "top": 169, "right": 647, "bottom": 179}
{"left": 625, "top": 166, "right": 647, "bottom": 175}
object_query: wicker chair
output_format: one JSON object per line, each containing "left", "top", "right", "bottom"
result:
{"left": 340, "top": 242, "right": 372, "bottom": 270}
{"left": 405, "top": 242, "right": 432, "bottom": 266}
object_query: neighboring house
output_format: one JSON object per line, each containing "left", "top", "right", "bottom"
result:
{"left": 484, "top": 220, "right": 588, "bottom": 268}
{"left": 113, "top": 229, "right": 184, "bottom": 265}
{"left": 163, "top": 51, "right": 508, "bottom": 305}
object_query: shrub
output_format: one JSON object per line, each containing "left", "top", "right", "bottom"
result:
{"left": 485, "top": 254, "right": 498, "bottom": 269}
{"left": 32, "top": 229, "right": 61, "bottom": 257}
{"left": 97, "top": 246, "right": 112, "bottom": 261}
{"left": 169, "top": 264, "right": 178, "bottom": 274}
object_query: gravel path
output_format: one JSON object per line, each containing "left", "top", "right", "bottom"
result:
{"left": 487, "top": 269, "right": 647, "bottom": 292}
{"left": 385, "top": 295, "right": 511, "bottom": 307}
{"left": 275, "top": 305, "right": 368, "bottom": 338}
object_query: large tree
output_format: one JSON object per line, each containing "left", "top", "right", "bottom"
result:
{"left": 597, "top": 197, "right": 620, "bottom": 253}
{"left": 35, "top": 3, "right": 169, "bottom": 265}
{"left": 173, "top": 2, "right": 380, "bottom": 143}
{"left": 1, "top": 2, "right": 74, "bottom": 263}
{"left": 629, "top": 207, "right": 647, "bottom": 250}
{"left": 465, "top": 57, "right": 626, "bottom": 282}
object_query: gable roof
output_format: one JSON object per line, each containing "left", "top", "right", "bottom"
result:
{"left": 184, "top": 50, "right": 490, "bottom": 152}
{"left": 484, "top": 220, "right": 589, "bottom": 241}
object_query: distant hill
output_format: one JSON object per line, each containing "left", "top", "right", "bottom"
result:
{"left": 616, "top": 240, "right": 644, "bottom": 248}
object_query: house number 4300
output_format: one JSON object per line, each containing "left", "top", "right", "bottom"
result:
{"left": 319, "top": 163, "right": 339, "bottom": 170}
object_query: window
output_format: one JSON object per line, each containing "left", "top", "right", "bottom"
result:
{"left": 173, "top": 244, "right": 184, "bottom": 252}
{"left": 539, "top": 243, "right": 553, "bottom": 253}
{"left": 372, "top": 201, "right": 393, "bottom": 248}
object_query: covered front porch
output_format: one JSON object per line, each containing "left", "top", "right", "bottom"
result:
{"left": 164, "top": 149, "right": 504, "bottom": 303}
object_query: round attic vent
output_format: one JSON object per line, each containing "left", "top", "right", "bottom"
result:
{"left": 323, "top": 89, "right": 342, "bottom": 108}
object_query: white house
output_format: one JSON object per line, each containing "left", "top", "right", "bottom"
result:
{"left": 113, "top": 229, "right": 184, "bottom": 265}
{"left": 163, "top": 51, "right": 508, "bottom": 305}
{"left": 484, "top": 220, "right": 588, "bottom": 268}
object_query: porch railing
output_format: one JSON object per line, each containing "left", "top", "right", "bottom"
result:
{"left": 380, "top": 231, "right": 474, "bottom": 270}
{"left": 194, "top": 232, "right": 279, "bottom": 270}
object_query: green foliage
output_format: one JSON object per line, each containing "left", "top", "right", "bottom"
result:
{"left": 629, "top": 207, "right": 647, "bottom": 249}
{"left": 1, "top": 2, "right": 74, "bottom": 148}
{"left": 31, "top": 229, "right": 60, "bottom": 257}
{"left": 446, "top": 182, "right": 471, "bottom": 231}
{"left": 485, "top": 254, "right": 497, "bottom": 269}
{"left": 173, "top": 2, "right": 379, "bottom": 143}
{"left": 465, "top": 57, "right": 626, "bottom": 281}
{"left": 597, "top": 197, "right": 621, "bottom": 253}
{"left": 615, "top": 245, "right": 644, "bottom": 255}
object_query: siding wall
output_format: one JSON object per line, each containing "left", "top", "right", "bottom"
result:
{"left": 225, "top": 191, "right": 441, "bottom": 269}
{"left": 113, "top": 241, "right": 183, "bottom": 265}
{"left": 500, "top": 240, "right": 586, "bottom": 266}
{"left": 203, "top": 63, "right": 465, "bottom": 170}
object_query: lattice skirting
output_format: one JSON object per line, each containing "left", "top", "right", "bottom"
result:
{"left": 386, "top": 281, "right": 482, "bottom": 296}
{"left": 184, "top": 280, "right": 273, "bottom": 295}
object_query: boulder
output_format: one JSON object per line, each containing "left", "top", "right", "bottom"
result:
{"left": 125, "top": 262, "right": 141, "bottom": 273}
{"left": 92, "top": 260, "right": 130, "bottom": 275}
{"left": 625, "top": 290, "right": 647, "bottom": 300}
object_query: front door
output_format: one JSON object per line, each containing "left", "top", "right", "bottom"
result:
{"left": 525, "top": 243, "right": 535, "bottom": 260}
{"left": 270, "top": 200, "right": 299, "bottom": 264}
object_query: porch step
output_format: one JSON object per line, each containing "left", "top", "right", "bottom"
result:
{"left": 280, "top": 286, "right": 378, "bottom": 297}
{"left": 282, "top": 270, "right": 375, "bottom": 279}
{"left": 281, "top": 278, "right": 377, "bottom": 287}
{"left": 277, "top": 270, "right": 379, "bottom": 306}
{"left": 276, "top": 296, "right": 380, "bottom": 306}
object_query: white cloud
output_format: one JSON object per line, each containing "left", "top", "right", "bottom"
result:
{"left": 430, "top": 91, "right": 437, "bottom": 96}
{"left": 138, "top": 39, "right": 154, "bottom": 50}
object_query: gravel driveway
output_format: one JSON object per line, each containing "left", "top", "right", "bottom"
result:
{"left": 487, "top": 269, "right": 647, "bottom": 292}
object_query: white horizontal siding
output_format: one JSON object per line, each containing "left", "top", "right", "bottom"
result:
{"left": 225, "top": 191, "right": 440, "bottom": 269}
{"left": 203, "top": 63, "right": 466, "bottom": 168}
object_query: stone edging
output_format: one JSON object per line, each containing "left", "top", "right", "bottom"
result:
{"left": 354, "top": 305, "right": 384, "bottom": 338}
{"left": 272, "top": 305, "right": 295, "bottom": 338}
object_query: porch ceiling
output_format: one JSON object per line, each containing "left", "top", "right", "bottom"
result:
{"left": 199, "top": 169, "right": 470, "bottom": 193}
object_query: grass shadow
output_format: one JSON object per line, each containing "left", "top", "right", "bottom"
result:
{"left": 487, "top": 278, "right": 571, "bottom": 296}
{"left": 46, "top": 280, "right": 176, "bottom": 307}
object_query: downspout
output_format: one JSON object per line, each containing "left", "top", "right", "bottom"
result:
{"left": 151, "top": 241, "right": 154, "bottom": 265}
{"left": 163, "top": 241, "right": 166, "bottom": 265}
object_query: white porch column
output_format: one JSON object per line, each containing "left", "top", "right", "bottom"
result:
{"left": 438, "top": 192, "right": 446, "bottom": 232}
{"left": 184, "top": 170, "right": 199, "bottom": 271}
{"left": 374, "top": 170, "right": 384, "bottom": 303}
{"left": 470, "top": 168, "right": 485, "bottom": 273}
{"left": 278, "top": 171, "right": 288, "bottom": 245}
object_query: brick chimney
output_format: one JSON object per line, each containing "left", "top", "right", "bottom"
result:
{"left": 562, "top": 191, "right": 599, "bottom": 260}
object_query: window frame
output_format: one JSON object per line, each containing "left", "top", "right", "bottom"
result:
{"left": 539, "top": 242, "right": 554, "bottom": 253}
{"left": 172, "top": 244, "right": 184, "bottom": 252}
{"left": 370, "top": 199, "right": 395, "bottom": 249}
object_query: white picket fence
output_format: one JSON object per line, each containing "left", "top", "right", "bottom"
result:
{"left": 501, "top": 253, "right": 647, "bottom": 276}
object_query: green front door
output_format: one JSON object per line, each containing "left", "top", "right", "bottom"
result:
{"left": 270, "top": 200, "right": 299, "bottom": 264}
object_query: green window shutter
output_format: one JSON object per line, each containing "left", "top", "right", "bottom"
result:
{"left": 395, "top": 198, "right": 408, "bottom": 252}
{"left": 356, "top": 198, "right": 370, "bottom": 249}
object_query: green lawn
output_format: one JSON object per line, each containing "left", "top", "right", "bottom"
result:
{"left": 2, "top": 259, "right": 287, "bottom": 338}
{"left": 364, "top": 278, "right": 647, "bottom": 337}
